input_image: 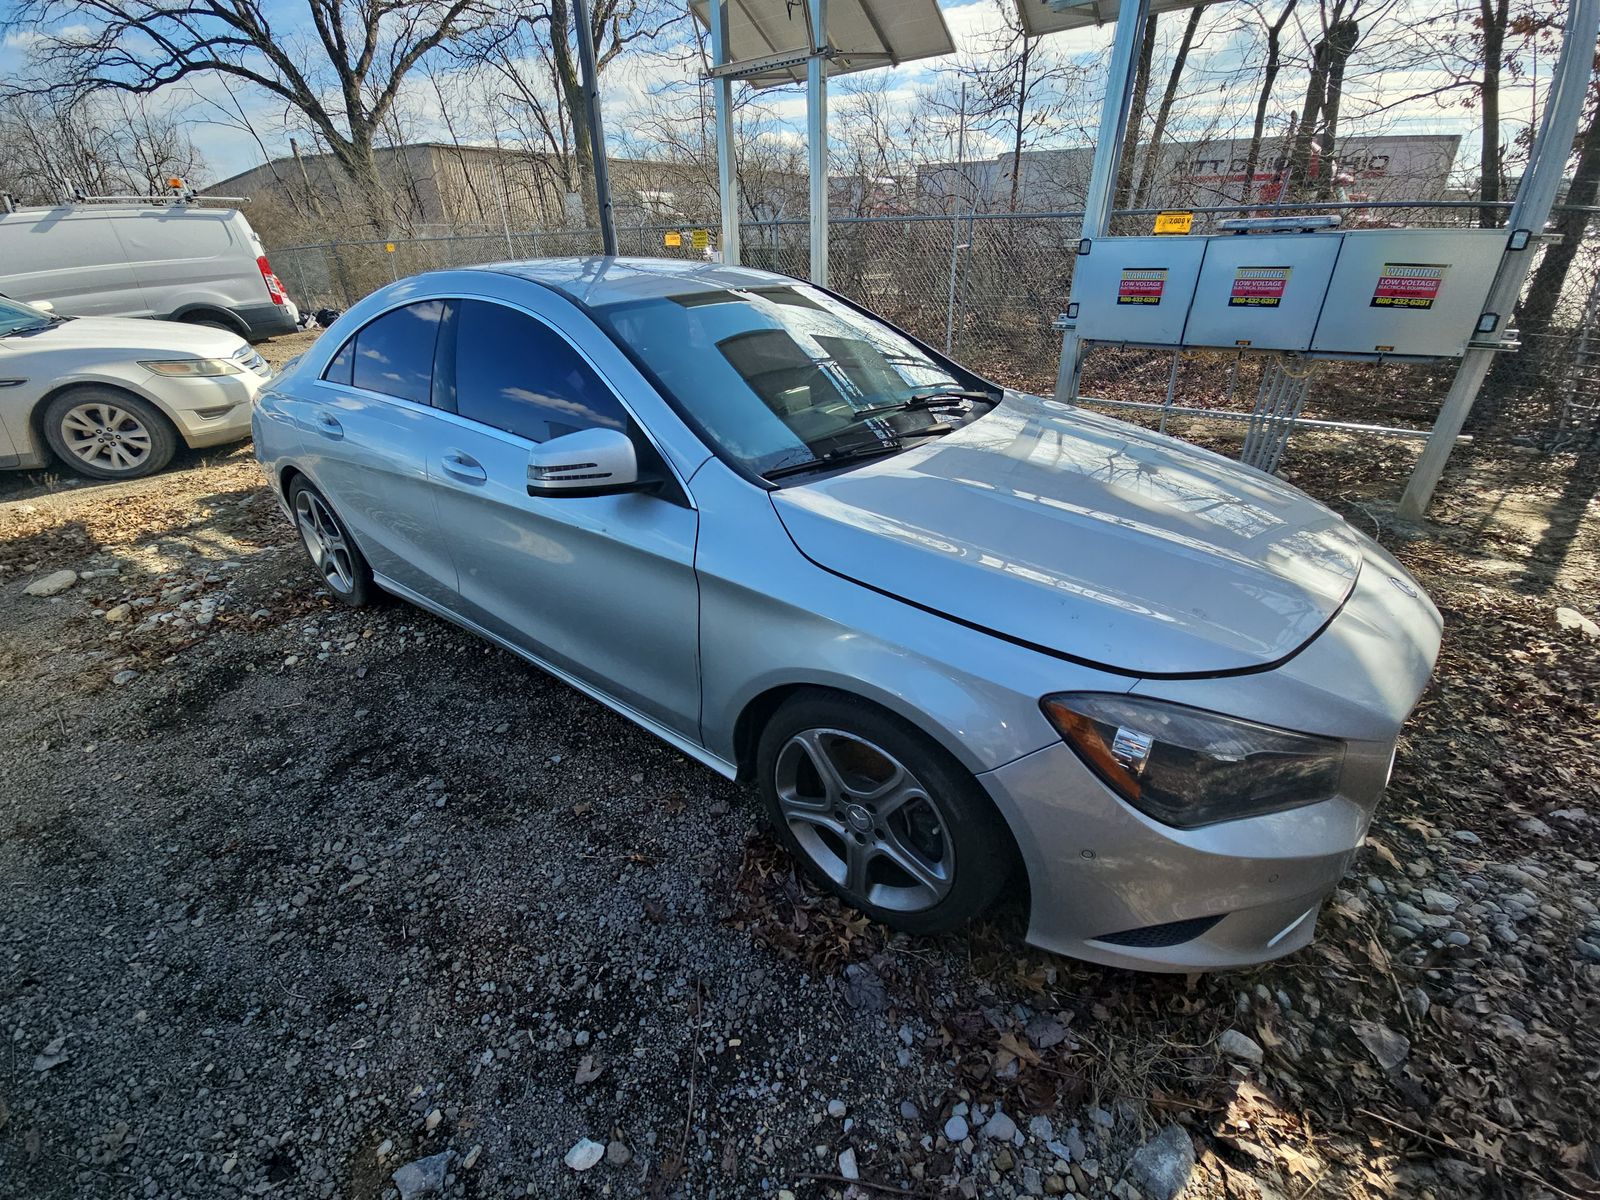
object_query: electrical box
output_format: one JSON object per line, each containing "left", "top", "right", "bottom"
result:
{"left": 1069, "top": 236, "right": 1206, "bottom": 346}
{"left": 1309, "top": 228, "right": 1507, "bottom": 358}
{"left": 1067, "top": 226, "right": 1507, "bottom": 361}
{"left": 1182, "top": 233, "right": 1341, "bottom": 352}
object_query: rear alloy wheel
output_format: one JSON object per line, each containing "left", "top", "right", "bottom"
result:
{"left": 43, "top": 388, "right": 176, "bottom": 480}
{"left": 757, "top": 693, "right": 1012, "bottom": 934}
{"left": 288, "top": 479, "right": 373, "bottom": 606}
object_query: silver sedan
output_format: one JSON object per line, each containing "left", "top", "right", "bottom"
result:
{"left": 251, "top": 259, "right": 1441, "bottom": 971}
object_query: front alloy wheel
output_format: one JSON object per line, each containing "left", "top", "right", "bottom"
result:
{"left": 774, "top": 729, "right": 954, "bottom": 913}
{"left": 757, "top": 692, "right": 1013, "bottom": 934}
{"left": 43, "top": 388, "right": 177, "bottom": 480}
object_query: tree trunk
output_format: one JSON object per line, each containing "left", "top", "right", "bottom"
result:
{"left": 1313, "top": 18, "right": 1360, "bottom": 200}
{"left": 1287, "top": 32, "right": 1331, "bottom": 200}
{"left": 1242, "top": 1, "right": 1295, "bottom": 206}
{"left": 1115, "top": 14, "right": 1158, "bottom": 210}
{"left": 1477, "top": 0, "right": 1509, "bottom": 227}
{"left": 547, "top": 0, "right": 599, "bottom": 227}
{"left": 1133, "top": 6, "right": 1203, "bottom": 210}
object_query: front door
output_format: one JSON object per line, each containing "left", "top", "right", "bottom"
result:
{"left": 425, "top": 298, "right": 701, "bottom": 738}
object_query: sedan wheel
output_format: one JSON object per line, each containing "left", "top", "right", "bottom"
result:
{"left": 43, "top": 389, "right": 177, "bottom": 480}
{"left": 775, "top": 729, "right": 954, "bottom": 913}
{"left": 758, "top": 692, "right": 1013, "bottom": 934}
{"left": 288, "top": 480, "right": 373, "bottom": 606}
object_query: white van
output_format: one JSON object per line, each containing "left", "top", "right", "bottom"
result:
{"left": 0, "top": 203, "right": 297, "bottom": 341}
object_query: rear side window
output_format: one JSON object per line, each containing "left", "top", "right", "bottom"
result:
{"left": 323, "top": 338, "right": 354, "bottom": 385}
{"left": 451, "top": 300, "right": 628, "bottom": 443}
{"left": 336, "top": 301, "right": 445, "bottom": 403}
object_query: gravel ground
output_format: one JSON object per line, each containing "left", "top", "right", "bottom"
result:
{"left": 1, "top": 332, "right": 1596, "bottom": 1200}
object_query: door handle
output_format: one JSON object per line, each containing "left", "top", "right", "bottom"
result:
{"left": 315, "top": 411, "right": 343, "bottom": 438}
{"left": 440, "top": 451, "right": 487, "bottom": 482}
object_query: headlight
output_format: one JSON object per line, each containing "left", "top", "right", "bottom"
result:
{"left": 140, "top": 358, "right": 242, "bottom": 377}
{"left": 1040, "top": 693, "right": 1345, "bottom": 829}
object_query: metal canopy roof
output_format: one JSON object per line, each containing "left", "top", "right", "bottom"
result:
{"left": 1016, "top": 0, "right": 1219, "bottom": 38}
{"left": 689, "top": 0, "right": 954, "bottom": 87}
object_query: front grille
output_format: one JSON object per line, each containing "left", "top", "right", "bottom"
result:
{"left": 1091, "top": 914, "right": 1225, "bottom": 948}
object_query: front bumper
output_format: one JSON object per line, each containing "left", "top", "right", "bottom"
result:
{"left": 978, "top": 741, "right": 1371, "bottom": 970}
{"left": 981, "top": 535, "right": 1440, "bottom": 972}
{"left": 155, "top": 368, "right": 266, "bottom": 449}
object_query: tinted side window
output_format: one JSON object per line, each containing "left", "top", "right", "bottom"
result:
{"left": 351, "top": 301, "right": 445, "bottom": 403}
{"left": 322, "top": 337, "right": 354, "bottom": 385}
{"left": 454, "top": 300, "right": 628, "bottom": 443}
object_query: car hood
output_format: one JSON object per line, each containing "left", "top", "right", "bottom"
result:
{"left": 4, "top": 316, "right": 246, "bottom": 359}
{"left": 770, "top": 394, "right": 1363, "bottom": 677}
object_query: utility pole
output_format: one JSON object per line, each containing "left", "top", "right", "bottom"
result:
{"left": 573, "top": 0, "right": 617, "bottom": 256}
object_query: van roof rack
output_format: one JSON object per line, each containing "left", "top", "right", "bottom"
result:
{"left": 57, "top": 179, "right": 247, "bottom": 207}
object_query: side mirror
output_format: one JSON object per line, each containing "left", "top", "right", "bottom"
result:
{"left": 527, "top": 427, "right": 642, "bottom": 497}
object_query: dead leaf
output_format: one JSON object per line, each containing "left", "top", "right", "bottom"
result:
{"left": 574, "top": 1054, "right": 605, "bottom": 1085}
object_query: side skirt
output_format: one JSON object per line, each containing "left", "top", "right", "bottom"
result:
{"left": 373, "top": 572, "right": 738, "bottom": 781}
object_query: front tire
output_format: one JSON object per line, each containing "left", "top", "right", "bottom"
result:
{"left": 42, "top": 387, "right": 177, "bottom": 480}
{"left": 287, "top": 479, "right": 373, "bottom": 606}
{"left": 756, "top": 692, "right": 1012, "bottom": 935}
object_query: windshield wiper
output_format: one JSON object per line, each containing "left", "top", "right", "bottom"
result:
{"left": 848, "top": 388, "right": 999, "bottom": 422}
{"left": 762, "top": 440, "right": 908, "bottom": 481}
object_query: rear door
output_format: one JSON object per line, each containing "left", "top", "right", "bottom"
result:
{"left": 424, "top": 297, "right": 701, "bottom": 738}
{"left": 279, "top": 299, "right": 459, "bottom": 608}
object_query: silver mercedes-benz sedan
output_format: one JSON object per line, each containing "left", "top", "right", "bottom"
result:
{"left": 252, "top": 258, "right": 1441, "bottom": 971}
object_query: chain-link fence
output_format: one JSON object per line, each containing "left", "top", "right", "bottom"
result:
{"left": 269, "top": 201, "right": 1600, "bottom": 454}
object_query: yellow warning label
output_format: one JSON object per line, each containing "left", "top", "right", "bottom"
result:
{"left": 664, "top": 231, "right": 682, "bottom": 248}
{"left": 1153, "top": 211, "right": 1193, "bottom": 235}
{"left": 691, "top": 229, "right": 710, "bottom": 251}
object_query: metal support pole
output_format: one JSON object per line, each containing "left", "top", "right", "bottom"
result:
{"left": 1397, "top": 0, "right": 1600, "bottom": 520}
{"left": 709, "top": 0, "right": 741, "bottom": 265}
{"left": 1053, "top": 0, "right": 1153, "bottom": 402}
{"left": 944, "top": 84, "right": 968, "bottom": 353}
{"left": 806, "top": 0, "right": 829, "bottom": 285}
{"left": 573, "top": 0, "right": 617, "bottom": 257}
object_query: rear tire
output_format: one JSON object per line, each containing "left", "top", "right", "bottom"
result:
{"left": 287, "top": 478, "right": 374, "bottom": 606}
{"left": 181, "top": 313, "right": 239, "bottom": 334}
{"left": 42, "top": 387, "right": 177, "bottom": 480}
{"left": 756, "top": 691, "right": 1012, "bottom": 935}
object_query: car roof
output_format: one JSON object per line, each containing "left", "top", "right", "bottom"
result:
{"left": 471, "top": 256, "right": 796, "bottom": 309}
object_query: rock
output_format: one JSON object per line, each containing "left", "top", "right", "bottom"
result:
{"left": 838, "top": 1147, "right": 859, "bottom": 1180}
{"left": 24, "top": 570, "right": 78, "bottom": 597}
{"left": 1555, "top": 606, "right": 1599, "bottom": 638}
{"left": 1421, "top": 889, "right": 1460, "bottom": 915}
{"left": 103, "top": 604, "right": 131, "bottom": 622}
{"left": 391, "top": 1152, "right": 449, "bottom": 1199}
{"left": 376, "top": 1139, "right": 394, "bottom": 1160}
{"left": 994, "top": 1147, "right": 1015, "bottom": 1171}
{"left": 1450, "top": 830, "right": 1482, "bottom": 845}
{"left": 462, "top": 1144, "right": 482, "bottom": 1170}
{"left": 111, "top": 669, "right": 141, "bottom": 686}
{"left": 1576, "top": 939, "right": 1600, "bottom": 964}
{"left": 1516, "top": 817, "right": 1554, "bottom": 837}
{"left": 1022, "top": 1165, "right": 1043, "bottom": 1195}
{"left": 1352, "top": 1021, "right": 1410, "bottom": 1070}
{"left": 984, "top": 1110, "right": 1018, "bottom": 1142}
{"left": 826, "top": 1099, "right": 847, "bottom": 1119}
{"left": 1063, "top": 1125, "right": 1087, "bottom": 1160}
{"left": 899, "top": 1101, "right": 920, "bottom": 1121}
{"left": 1026, "top": 1014, "right": 1069, "bottom": 1049}
{"left": 842, "top": 962, "right": 888, "bottom": 1013}
{"left": 605, "top": 1139, "right": 631, "bottom": 1166}
{"left": 1088, "top": 1106, "right": 1114, "bottom": 1129}
{"left": 1045, "top": 1174, "right": 1067, "bottom": 1195}
{"left": 564, "top": 1138, "right": 604, "bottom": 1171}
{"left": 1126, "top": 1125, "right": 1196, "bottom": 1200}
{"left": 32, "top": 1037, "right": 69, "bottom": 1072}
{"left": 423, "top": 1108, "right": 442, "bottom": 1132}
{"left": 1028, "top": 1116, "right": 1055, "bottom": 1143}
{"left": 1217, "top": 1029, "right": 1264, "bottom": 1065}
{"left": 943, "top": 1114, "right": 970, "bottom": 1142}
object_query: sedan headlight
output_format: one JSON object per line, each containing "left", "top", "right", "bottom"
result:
{"left": 140, "top": 358, "right": 242, "bottom": 377}
{"left": 1040, "top": 693, "right": 1345, "bottom": 829}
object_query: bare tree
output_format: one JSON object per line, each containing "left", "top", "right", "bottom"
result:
{"left": 0, "top": 91, "right": 204, "bottom": 203}
{"left": 1132, "top": 6, "right": 1208, "bottom": 210}
{"left": 1240, "top": 0, "right": 1297, "bottom": 204}
{"left": 4, "top": 0, "right": 491, "bottom": 229}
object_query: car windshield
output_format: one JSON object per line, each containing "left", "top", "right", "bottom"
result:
{"left": 594, "top": 282, "right": 997, "bottom": 478}
{"left": 0, "top": 297, "right": 57, "bottom": 337}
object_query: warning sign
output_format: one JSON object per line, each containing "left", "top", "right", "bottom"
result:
{"left": 1153, "top": 211, "right": 1193, "bottom": 235}
{"left": 1228, "top": 266, "right": 1291, "bottom": 307}
{"left": 664, "top": 230, "right": 682, "bottom": 248}
{"left": 1116, "top": 267, "right": 1168, "bottom": 306}
{"left": 690, "top": 229, "right": 710, "bottom": 251}
{"left": 1371, "top": 262, "right": 1446, "bottom": 310}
